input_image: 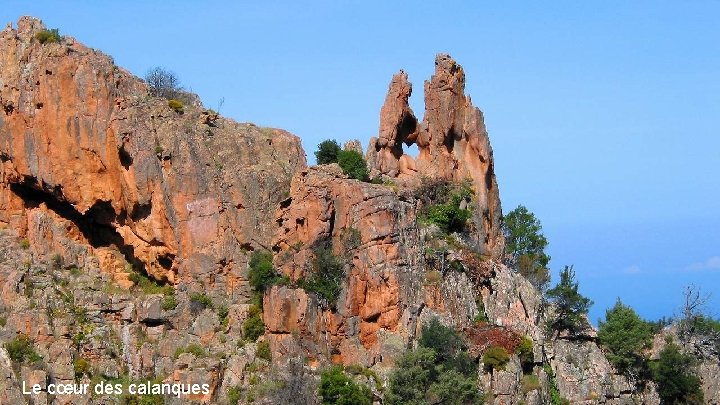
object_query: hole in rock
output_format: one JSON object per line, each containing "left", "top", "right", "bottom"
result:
{"left": 157, "top": 253, "right": 174, "bottom": 270}
{"left": 118, "top": 145, "right": 133, "bottom": 169}
{"left": 130, "top": 202, "right": 152, "bottom": 221}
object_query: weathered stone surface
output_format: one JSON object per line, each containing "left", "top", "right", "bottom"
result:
{"left": 269, "top": 165, "right": 483, "bottom": 366}
{"left": 550, "top": 338, "right": 641, "bottom": 405}
{"left": 1, "top": 16, "right": 716, "bottom": 405}
{"left": 367, "top": 54, "right": 503, "bottom": 258}
{"left": 0, "top": 17, "right": 306, "bottom": 294}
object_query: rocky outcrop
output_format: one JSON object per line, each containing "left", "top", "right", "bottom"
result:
{"left": 2, "top": 16, "right": 717, "bottom": 405}
{"left": 367, "top": 54, "right": 503, "bottom": 258}
{"left": 269, "top": 165, "right": 480, "bottom": 367}
{"left": 0, "top": 17, "right": 305, "bottom": 295}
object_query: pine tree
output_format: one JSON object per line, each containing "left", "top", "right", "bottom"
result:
{"left": 652, "top": 337, "right": 703, "bottom": 405}
{"left": 598, "top": 299, "right": 652, "bottom": 374}
{"left": 545, "top": 265, "right": 592, "bottom": 334}
{"left": 503, "top": 205, "right": 551, "bottom": 290}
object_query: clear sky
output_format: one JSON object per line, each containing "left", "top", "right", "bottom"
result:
{"left": 3, "top": 1, "right": 719, "bottom": 323}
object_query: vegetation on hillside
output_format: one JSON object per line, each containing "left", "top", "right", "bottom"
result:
{"left": 314, "top": 139, "right": 370, "bottom": 181}
{"left": 651, "top": 337, "right": 704, "bottom": 404}
{"left": 386, "top": 318, "right": 483, "bottom": 404}
{"left": 319, "top": 366, "right": 372, "bottom": 405}
{"left": 545, "top": 265, "right": 593, "bottom": 334}
{"left": 418, "top": 179, "right": 474, "bottom": 234}
{"left": 502, "top": 205, "right": 551, "bottom": 291}
{"left": 315, "top": 140, "right": 341, "bottom": 165}
{"left": 35, "top": 28, "right": 61, "bottom": 44}
{"left": 298, "top": 245, "right": 345, "bottom": 306}
{"left": 598, "top": 299, "right": 653, "bottom": 375}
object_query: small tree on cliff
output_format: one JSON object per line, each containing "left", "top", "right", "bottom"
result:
{"left": 315, "top": 139, "right": 341, "bottom": 165}
{"left": 545, "top": 265, "right": 592, "bottom": 334}
{"left": 502, "top": 205, "right": 551, "bottom": 291}
{"left": 337, "top": 149, "right": 369, "bottom": 181}
{"left": 145, "top": 67, "right": 181, "bottom": 99}
{"left": 652, "top": 337, "right": 704, "bottom": 405}
{"left": 598, "top": 299, "right": 653, "bottom": 375}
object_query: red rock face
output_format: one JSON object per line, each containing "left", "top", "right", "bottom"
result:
{"left": 270, "top": 166, "right": 407, "bottom": 364}
{"left": 268, "top": 165, "right": 486, "bottom": 366}
{"left": 367, "top": 54, "right": 504, "bottom": 258}
{"left": 0, "top": 17, "right": 306, "bottom": 290}
{"left": 264, "top": 55, "right": 511, "bottom": 368}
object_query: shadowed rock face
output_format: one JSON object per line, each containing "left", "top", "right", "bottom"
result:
{"left": 367, "top": 54, "right": 503, "bottom": 258}
{"left": 0, "top": 17, "right": 306, "bottom": 291}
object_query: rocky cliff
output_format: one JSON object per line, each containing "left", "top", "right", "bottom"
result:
{"left": 0, "top": 16, "right": 717, "bottom": 405}
{"left": 0, "top": 17, "right": 305, "bottom": 295}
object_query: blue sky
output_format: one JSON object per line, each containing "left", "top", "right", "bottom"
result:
{"left": 3, "top": 1, "right": 719, "bottom": 323}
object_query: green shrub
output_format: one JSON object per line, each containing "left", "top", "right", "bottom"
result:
{"left": 418, "top": 318, "right": 464, "bottom": 363}
{"left": 73, "top": 357, "right": 91, "bottom": 378}
{"left": 256, "top": 341, "right": 272, "bottom": 361}
{"left": 483, "top": 346, "right": 510, "bottom": 371}
{"left": 190, "top": 292, "right": 214, "bottom": 309}
{"left": 218, "top": 305, "right": 230, "bottom": 327}
{"left": 168, "top": 99, "right": 184, "bottom": 113}
{"left": 161, "top": 294, "right": 178, "bottom": 311}
{"left": 427, "top": 369, "right": 483, "bottom": 405}
{"left": 386, "top": 345, "right": 481, "bottom": 405}
{"left": 651, "top": 337, "right": 704, "bottom": 404}
{"left": 20, "top": 239, "right": 30, "bottom": 249}
{"left": 516, "top": 336, "right": 534, "bottom": 365}
{"left": 420, "top": 186, "right": 473, "bottom": 234}
{"left": 51, "top": 253, "right": 63, "bottom": 269}
{"left": 387, "top": 318, "right": 481, "bottom": 404}
{"left": 319, "top": 365, "right": 371, "bottom": 405}
{"left": 127, "top": 269, "right": 172, "bottom": 295}
{"left": 337, "top": 150, "right": 369, "bottom": 181}
{"left": 228, "top": 385, "right": 242, "bottom": 404}
{"left": 298, "top": 245, "right": 344, "bottom": 306}
{"left": 243, "top": 304, "right": 265, "bottom": 342}
{"left": 474, "top": 299, "right": 489, "bottom": 324}
{"left": 386, "top": 347, "right": 436, "bottom": 404}
{"left": 5, "top": 334, "right": 42, "bottom": 364}
{"left": 248, "top": 251, "right": 286, "bottom": 292}
{"left": 473, "top": 312, "right": 488, "bottom": 325}
{"left": 35, "top": 28, "right": 61, "bottom": 44}
{"left": 315, "top": 139, "right": 341, "bottom": 165}
{"left": 69, "top": 266, "right": 82, "bottom": 277}
{"left": 521, "top": 374, "right": 540, "bottom": 393}
{"left": 174, "top": 343, "right": 206, "bottom": 359}
{"left": 544, "top": 363, "right": 570, "bottom": 405}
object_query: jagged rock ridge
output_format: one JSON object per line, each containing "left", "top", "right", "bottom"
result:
{"left": 0, "top": 15, "right": 717, "bottom": 405}
{"left": 366, "top": 54, "right": 503, "bottom": 258}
